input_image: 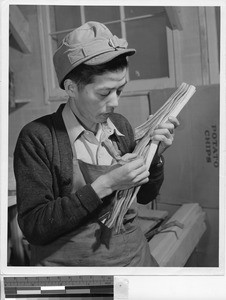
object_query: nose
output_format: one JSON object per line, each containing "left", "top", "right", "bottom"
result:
{"left": 107, "top": 91, "right": 119, "bottom": 108}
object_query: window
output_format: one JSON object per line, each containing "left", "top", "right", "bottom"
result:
{"left": 38, "top": 6, "right": 181, "bottom": 102}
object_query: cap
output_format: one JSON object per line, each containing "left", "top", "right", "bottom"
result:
{"left": 53, "top": 21, "right": 136, "bottom": 89}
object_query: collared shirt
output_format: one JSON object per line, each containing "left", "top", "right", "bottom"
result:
{"left": 62, "top": 99, "right": 124, "bottom": 165}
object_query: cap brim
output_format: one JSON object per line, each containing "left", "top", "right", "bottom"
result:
{"left": 84, "top": 48, "right": 136, "bottom": 66}
{"left": 59, "top": 48, "right": 136, "bottom": 89}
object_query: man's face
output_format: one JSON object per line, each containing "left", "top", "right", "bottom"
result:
{"left": 73, "top": 67, "right": 127, "bottom": 125}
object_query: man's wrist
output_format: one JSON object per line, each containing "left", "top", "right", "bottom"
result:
{"left": 151, "top": 154, "right": 164, "bottom": 168}
{"left": 91, "top": 174, "right": 113, "bottom": 199}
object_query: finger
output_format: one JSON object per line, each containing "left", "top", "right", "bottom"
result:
{"left": 125, "top": 153, "right": 138, "bottom": 159}
{"left": 156, "top": 123, "right": 175, "bottom": 134}
{"left": 124, "top": 157, "right": 145, "bottom": 172}
{"left": 130, "top": 163, "right": 148, "bottom": 179}
{"left": 132, "top": 170, "right": 150, "bottom": 185}
{"left": 120, "top": 152, "right": 138, "bottom": 162}
{"left": 153, "top": 128, "right": 172, "bottom": 140}
{"left": 123, "top": 160, "right": 149, "bottom": 185}
{"left": 152, "top": 134, "right": 174, "bottom": 146}
{"left": 168, "top": 116, "right": 180, "bottom": 128}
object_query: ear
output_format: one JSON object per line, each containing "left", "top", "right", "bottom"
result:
{"left": 64, "top": 79, "right": 78, "bottom": 98}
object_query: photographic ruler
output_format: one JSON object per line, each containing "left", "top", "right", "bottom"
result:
{"left": 3, "top": 275, "right": 114, "bottom": 299}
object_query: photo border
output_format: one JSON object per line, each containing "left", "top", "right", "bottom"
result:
{"left": 1, "top": 0, "right": 226, "bottom": 298}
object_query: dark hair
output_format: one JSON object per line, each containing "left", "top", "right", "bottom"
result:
{"left": 63, "top": 54, "right": 128, "bottom": 90}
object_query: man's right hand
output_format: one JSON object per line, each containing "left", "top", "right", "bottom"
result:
{"left": 91, "top": 153, "right": 149, "bottom": 199}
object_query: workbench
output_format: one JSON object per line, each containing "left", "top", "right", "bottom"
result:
{"left": 137, "top": 203, "right": 206, "bottom": 267}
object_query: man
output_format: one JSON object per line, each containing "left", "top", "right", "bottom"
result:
{"left": 14, "top": 21, "right": 179, "bottom": 266}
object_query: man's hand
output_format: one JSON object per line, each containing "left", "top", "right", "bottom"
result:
{"left": 91, "top": 117, "right": 179, "bottom": 199}
{"left": 91, "top": 153, "right": 149, "bottom": 199}
{"left": 151, "top": 116, "right": 180, "bottom": 156}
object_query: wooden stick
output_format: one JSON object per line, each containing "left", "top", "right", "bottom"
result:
{"left": 105, "top": 83, "right": 196, "bottom": 232}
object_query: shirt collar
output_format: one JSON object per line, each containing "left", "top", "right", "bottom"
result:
{"left": 62, "top": 100, "right": 124, "bottom": 145}
{"left": 62, "top": 101, "right": 84, "bottom": 145}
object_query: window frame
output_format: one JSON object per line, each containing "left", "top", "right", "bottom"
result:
{"left": 38, "top": 5, "right": 178, "bottom": 103}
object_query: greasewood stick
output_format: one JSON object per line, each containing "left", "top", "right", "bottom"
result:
{"left": 105, "top": 83, "right": 196, "bottom": 232}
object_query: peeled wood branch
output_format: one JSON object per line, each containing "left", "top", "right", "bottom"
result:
{"left": 104, "top": 83, "right": 196, "bottom": 232}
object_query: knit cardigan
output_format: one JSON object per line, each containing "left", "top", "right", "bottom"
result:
{"left": 14, "top": 104, "right": 164, "bottom": 246}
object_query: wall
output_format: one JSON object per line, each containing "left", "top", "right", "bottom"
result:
{"left": 9, "top": 5, "right": 59, "bottom": 156}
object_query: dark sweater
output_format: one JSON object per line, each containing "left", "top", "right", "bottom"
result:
{"left": 14, "top": 104, "right": 164, "bottom": 246}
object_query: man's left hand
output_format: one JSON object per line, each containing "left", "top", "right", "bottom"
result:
{"left": 151, "top": 116, "right": 180, "bottom": 156}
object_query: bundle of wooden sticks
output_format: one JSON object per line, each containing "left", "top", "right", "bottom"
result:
{"left": 104, "top": 82, "right": 196, "bottom": 233}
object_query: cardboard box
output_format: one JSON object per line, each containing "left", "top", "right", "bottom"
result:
{"left": 149, "top": 84, "right": 219, "bottom": 209}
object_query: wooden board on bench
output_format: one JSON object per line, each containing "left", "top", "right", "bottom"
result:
{"left": 148, "top": 203, "right": 206, "bottom": 267}
{"left": 137, "top": 204, "right": 168, "bottom": 235}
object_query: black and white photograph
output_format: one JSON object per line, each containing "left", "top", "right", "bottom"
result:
{"left": 1, "top": 0, "right": 226, "bottom": 299}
